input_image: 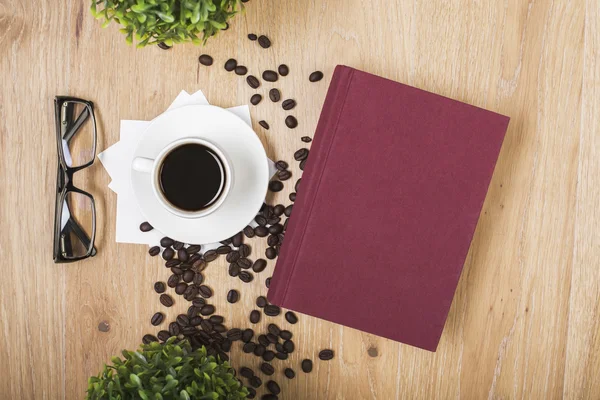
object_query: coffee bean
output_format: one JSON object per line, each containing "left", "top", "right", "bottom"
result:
{"left": 226, "top": 328, "right": 242, "bottom": 341}
{"left": 255, "top": 215, "right": 267, "bottom": 227}
{"left": 199, "top": 54, "right": 213, "bottom": 66}
{"left": 295, "top": 179, "right": 301, "bottom": 191}
{"left": 239, "top": 271, "right": 254, "bottom": 283}
{"left": 285, "top": 115, "right": 298, "bottom": 129}
{"left": 265, "top": 247, "right": 277, "bottom": 260}
{"left": 168, "top": 322, "right": 181, "bottom": 336}
{"left": 260, "top": 362, "right": 275, "bottom": 376}
{"left": 190, "top": 316, "right": 203, "bottom": 326}
{"left": 284, "top": 311, "right": 298, "bottom": 324}
{"left": 160, "top": 237, "right": 174, "bottom": 247}
{"left": 226, "top": 251, "right": 240, "bottom": 263}
{"left": 309, "top": 71, "right": 324, "bottom": 82}
{"left": 265, "top": 334, "right": 277, "bottom": 345}
{"left": 167, "top": 274, "right": 180, "bottom": 288}
{"left": 166, "top": 259, "right": 181, "bottom": 269}
{"left": 278, "top": 64, "right": 289, "bottom": 76}
{"left": 171, "top": 266, "right": 183, "bottom": 275}
{"left": 294, "top": 148, "right": 309, "bottom": 161}
{"left": 284, "top": 368, "right": 295, "bottom": 379}
{"left": 221, "top": 338, "right": 232, "bottom": 352}
{"left": 301, "top": 136, "right": 312, "bottom": 143}
{"left": 237, "top": 258, "right": 252, "bottom": 269}
{"left": 261, "top": 395, "right": 277, "bottom": 400}
{"left": 149, "top": 246, "right": 160, "bottom": 256}
{"left": 200, "top": 304, "right": 215, "bottom": 315}
{"left": 273, "top": 162, "right": 288, "bottom": 172}
{"left": 268, "top": 181, "right": 283, "bottom": 192}
{"left": 200, "top": 319, "right": 213, "bottom": 332}
{"left": 277, "top": 170, "right": 291, "bottom": 181}
{"left": 262, "top": 205, "right": 274, "bottom": 217}
{"left": 216, "top": 245, "right": 231, "bottom": 255}
{"left": 154, "top": 282, "right": 166, "bottom": 293}
{"left": 225, "top": 58, "right": 237, "bottom": 71}
{"left": 250, "top": 94, "right": 262, "bottom": 105}
{"left": 264, "top": 305, "right": 280, "bottom": 316}
{"left": 220, "top": 238, "right": 232, "bottom": 245}
{"left": 150, "top": 312, "right": 164, "bottom": 326}
{"left": 289, "top": 192, "right": 296, "bottom": 202}
{"left": 174, "top": 241, "right": 185, "bottom": 250}
{"left": 258, "top": 35, "right": 271, "bottom": 48}
{"left": 266, "top": 235, "right": 278, "bottom": 247}
{"left": 157, "top": 330, "right": 171, "bottom": 341}
{"left": 248, "top": 33, "right": 257, "bottom": 40}
{"left": 160, "top": 294, "right": 174, "bottom": 307}
{"left": 186, "top": 244, "right": 201, "bottom": 254}
{"left": 209, "top": 315, "right": 224, "bottom": 324}
{"left": 162, "top": 248, "right": 175, "bottom": 260}
{"left": 247, "top": 75, "right": 260, "bottom": 89}
{"left": 266, "top": 380, "right": 281, "bottom": 395}
{"left": 204, "top": 250, "right": 218, "bottom": 262}
{"left": 250, "top": 310, "right": 261, "bottom": 324}
{"left": 241, "top": 329, "right": 254, "bottom": 343}
{"left": 258, "top": 335, "right": 270, "bottom": 347}
{"left": 232, "top": 232, "right": 244, "bottom": 247}
{"left": 213, "top": 323, "right": 225, "bottom": 333}
{"left": 177, "top": 248, "right": 188, "bottom": 262}
{"left": 265, "top": 277, "right": 271, "bottom": 288}
{"left": 283, "top": 340, "right": 295, "bottom": 353}
{"left": 267, "top": 324, "right": 281, "bottom": 337}
{"left": 192, "top": 259, "right": 207, "bottom": 272}
{"left": 192, "top": 298, "right": 205, "bottom": 308}
{"left": 139, "top": 221, "right": 153, "bottom": 232}
{"left": 142, "top": 334, "right": 158, "bottom": 344}
{"left": 175, "top": 282, "right": 188, "bottom": 295}
{"left": 184, "top": 285, "right": 198, "bottom": 300}
{"left": 246, "top": 388, "right": 256, "bottom": 400}
{"left": 300, "top": 159, "right": 307, "bottom": 170}
{"left": 227, "top": 289, "right": 239, "bottom": 303}
{"left": 238, "top": 244, "right": 251, "bottom": 257}
{"left": 274, "top": 352, "right": 288, "bottom": 360}
{"left": 275, "top": 343, "right": 285, "bottom": 354}
{"left": 197, "top": 285, "right": 211, "bottom": 298}
{"left": 319, "top": 349, "right": 335, "bottom": 360}
{"left": 279, "top": 330, "right": 292, "bottom": 340}
{"left": 228, "top": 263, "right": 240, "bottom": 277}
{"left": 243, "top": 342, "right": 256, "bottom": 353}
{"left": 282, "top": 99, "right": 296, "bottom": 110}
{"left": 268, "top": 224, "right": 283, "bottom": 235}
{"left": 301, "top": 359, "right": 313, "bottom": 373}
{"left": 259, "top": 120, "right": 269, "bottom": 130}
{"left": 240, "top": 366, "right": 254, "bottom": 379}
{"left": 250, "top": 375, "right": 262, "bottom": 388}
{"left": 157, "top": 41, "right": 171, "bottom": 50}
{"left": 235, "top": 65, "right": 248, "bottom": 75}
{"left": 176, "top": 314, "right": 190, "bottom": 326}
{"left": 269, "top": 88, "right": 281, "bottom": 102}
{"left": 182, "top": 270, "right": 195, "bottom": 283}
{"left": 262, "top": 70, "right": 278, "bottom": 82}
{"left": 252, "top": 259, "right": 267, "bottom": 273}
{"left": 253, "top": 344, "right": 266, "bottom": 357}
{"left": 242, "top": 226, "right": 255, "bottom": 239}
{"left": 193, "top": 272, "right": 204, "bottom": 285}
{"left": 263, "top": 351, "right": 275, "bottom": 362}
{"left": 267, "top": 216, "right": 281, "bottom": 225}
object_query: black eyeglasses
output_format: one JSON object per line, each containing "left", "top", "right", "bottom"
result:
{"left": 53, "top": 96, "right": 98, "bottom": 263}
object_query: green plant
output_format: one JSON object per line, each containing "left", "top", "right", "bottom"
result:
{"left": 90, "top": 0, "right": 244, "bottom": 48}
{"left": 86, "top": 337, "right": 249, "bottom": 400}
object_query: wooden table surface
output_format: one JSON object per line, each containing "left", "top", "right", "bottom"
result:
{"left": 1, "top": 0, "right": 599, "bottom": 399}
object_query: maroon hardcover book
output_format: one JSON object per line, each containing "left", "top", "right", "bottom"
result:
{"left": 267, "top": 65, "right": 509, "bottom": 351}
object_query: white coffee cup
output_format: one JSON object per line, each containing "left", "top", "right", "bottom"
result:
{"left": 132, "top": 137, "right": 233, "bottom": 219}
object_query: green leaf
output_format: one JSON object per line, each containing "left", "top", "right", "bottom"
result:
{"left": 180, "top": 390, "right": 191, "bottom": 400}
{"left": 130, "top": 374, "right": 142, "bottom": 388}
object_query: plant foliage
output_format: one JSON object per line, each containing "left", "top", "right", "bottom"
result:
{"left": 90, "top": 0, "right": 244, "bottom": 47}
{"left": 86, "top": 337, "right": 249, "bottom": 399}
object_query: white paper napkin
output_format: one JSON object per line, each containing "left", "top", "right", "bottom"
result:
{"left": 98, "top": 90, "right": 276, "bottom": 247}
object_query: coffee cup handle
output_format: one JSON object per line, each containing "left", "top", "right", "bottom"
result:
{"left": 132, "top": 157, "right": 154, "bottom": 173}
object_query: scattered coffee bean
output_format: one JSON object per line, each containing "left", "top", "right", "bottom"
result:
{"left": 177, "top": 314, "right": 190, "bottom": 326}
{"left": 301, "top": 359, "right": 313, "bottom": 373}
{"left": 268, "top": 181, "right": 283, "bottom": 192}
{"left": 235, "top": 65, "right": 248, "bottom": 75}
{"left": 160, "top": 294, "right": 174, "bottom": 307}
{"left": 177, "top": 248, "right": 188, "bottom": 262}
{"left": 157, "top": 330, "right": 171, "bottom": 341}
{"left": 157, "top": 41, "right": 171, "bottom": 50}
{"left": 198, "top": 54, "right": 213, "bottom": 66}
{"left": 267, "top": 234, "right": 278, "bottom": 247}
{"left": 142, "top": 334, "right": 158, "bottom": 344}
{"left": 275, "top": 352, "right": 288, "bottom": 361}
{"left": 267, "top": 216, "right": 281, "bottom": 225}
{"left": 263, "top": 351, "right": 275, "bottom": 362}
{"left": 262, "top": 70, "right": 278, "bottom": 82}
{"left": 285, "top": 115, "right": 298, "bottom": 129}
{"left": 242, "top": 329, "right": 254, "bottom": 342}
{"left": 220, "top": 238, "right": 233, "bottom": 245}
{"left": 240, "top": 366, "right": 254, "bottom": 379}
{"left": 209, "top": 315, "right": 224, "bottom": 324}
{"left": 278, "top": 64, "right": 289, "bottom": 76}
{"left": 200, "top": 319, "right": 213, "bottom": 332}
{"left": 226, "top": 328, "right": 243, "bottom": 341}
{"left": 160, "top": 237, "right": 174, "bottom": 247}
{"left": 254, "top": 344, "right": 266, "bottom": 357}
{"left": 167, "top": 274, "right": 180, "bottom": 288}
{"left": 227, "top": 289, "right": 239, "bottom": 303}
{"left": 274, "top": 161, "right": 288, "bottom": 171}
{"left": 266, "top": 380, "right": 281, "bottom": 395}
{"left": 283, "top": 340, "right": 295, "bottom": 354}
{"left": 265, "top": 247, "right": 277, "bottom": 259}
{"left": 282, "top": 99, "right": 296, "bottom": 110}
{"left": 216, "top": 245, "right": 231, "bottom": 255}
{"left": 151, "top": 312, "right": 164, "bottom": 326}
{"left": 269, "top": 88, "right": 281, "bottom": 102}
{"left": 289, "top": 192, "right": 296, "bottom": 201}
{"left": 265, "top": 277, "right": 271, "bottom": 288}
{"left": 149, "top": 246, "right": 160, "bottom": 256}
{"left": 162, "top": 248, "right": 175, "bottom": 260}
{"left": 192, "top": 259, "right": 207, "bottom": 272}
{"left": 199, "top": 285, "right": 213, "bottom": 298}
{"left": 264, "top": 305, "right": 280, "bottom": 317}
{"left": 139, "top": 221, "right": 153, "bottom": 232}
{"left": 258, "top": 35, "right": 271, "bottom": 48}
{"left": 229, "top": 263, "right": 241, "bottom": 277}
{"left": 250, "top": 375, "right": 263, "bottom": 388}
{"left": 186, "top": 244, "right": 201, "bottom": 254}
{"left": 250, "top": 94, "right": 262, "bottom": 106}
{"left": 168, "top": 322, "right": 181, "bottom": 336}
{"left": 173, "top": 241, "right": 184, "bottom": 250}
{"left": 267, "top": 333, "right": 278, "bottom": 344}
{"left": 248, "top": 33, "right": 257, "bottom": 41}
{"left": 279, "top": 330, "right": 292, "bottom": 340}
{"left": 190, "top": 316, "right": 203, "bottom": 326}
{"left": 239, "top": 271, "right": 254, "bottom": 283}
{"left": 267, "top": 324, "right": 280, "bottom": 337}
{"left": 193, "top": 272, "right": 204, "bottom": 285}
{"left": 243, "top": 342, "right": 257, "bottom": 353}
{"left": 181, "top": 270, "right": 193, "bottom": 283}
{"left": 226, "top": 251, "right": 240, "bottom": 263}
{"left": 252, "top": 259, "right": 267, "bottom": 273}
{"left": 258, "top": 335, "right": 270, "bottom": 347}
{"left": 247, "top": 75, "right": 260, "bottom": 89}
{"left": 200, "top": 304, "right": 215, "bottom": 315}
{"left": 221, "top": 338, "right": 232, "bottom": 352}
{"left": 170, "top": 266, "right": 183, "bottom": 275}
{"left": 260, "top": 362, "right": 275, "bottom": 376}
{"left": 283, "top": 205, "right": 293, "bottom": 217}
{"left": 276, "top": 170, "right": 291, "bottom": 181}
{"left": 284, "top": 311, "right": 298, "bottom": 325}
{"left": 284, "top": 368, "right": 295, "bottom": 379}
{"left": 204, "top": 250, "right": 218, "bottom": 261}
{"left": 236, "top": 258, "right": 251, "bottom": 270}
{"left": 319, "top": 349, "right": 335, "bottom": 360}
{"left": 300, "top": 159, "right": 307, "bottom": 170}
{"left": 246, "top": 387, "right": 256, "bottom": 399}
{"left": 192, "top": 298, "right": 205, "bottom": 308}
{"left": 259, "top": 120, "right": 270, "bottom": 130}
{"left": 239, "top": 244, "right": 251, "bottom": 257}
{"left": 268, "top": 224, "right": 283, "bottom": 235}
{"left": 241, "top": 226, "right": 255, "bottom": 240}
{"left": 232, "top": 232, "right": 244, "bottom": 247}
{"left": 215, "top": 324, "right": 227, "bottom": 333}
{"left": 309, "top": 71, "right": 324, "bottom": 82}
{"left": 295, "top": 179, "right": 301, "bottom": 191}
{"left": 301, "top": 136, "right": 313, "bottom": 144}
{"left": 250, "top": 310, "right": 261, "bottom": 324}
{"left": 294, "top": 148, "right": 309, "bottom": 161}
{"left": 225, "top": 58, "right": 237, "bottom": 71}
{"left": 154, "top": 282, "right": 166, "bottom": 293}
{"left": 184, "top": 285, "right": 198, "bottom": 300}
{"left": 175, "top": 282, "right": 188, "bottom": 295}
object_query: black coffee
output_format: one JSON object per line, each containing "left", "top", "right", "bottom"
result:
{"left": 159, "top": 143, "right": 226, "bottom": 211}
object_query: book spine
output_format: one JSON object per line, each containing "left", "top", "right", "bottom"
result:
{"left": 267, "top": 65, "right": 355, "bottom": 305}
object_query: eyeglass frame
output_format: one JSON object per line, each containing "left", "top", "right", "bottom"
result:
{"left": 53, "top": 96, "right": 98, "bottom": 263}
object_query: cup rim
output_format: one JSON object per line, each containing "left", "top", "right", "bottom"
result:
{"left": 151, "top": 137, "right": 233, "bottom": 219}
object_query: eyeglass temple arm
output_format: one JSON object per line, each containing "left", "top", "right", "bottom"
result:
{"left": 63, "top": 218, "right": 97, "bottom": 256}
{"left": 63, "top": 106, "right": 90, "bottom": 143}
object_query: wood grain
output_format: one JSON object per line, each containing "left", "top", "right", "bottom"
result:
{"left": 1, "top": 0, "right": 599, "bottom": 399}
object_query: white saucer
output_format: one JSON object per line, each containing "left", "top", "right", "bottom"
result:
{"left": 131, "top": 105, "right": 269, "bottom": 244}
